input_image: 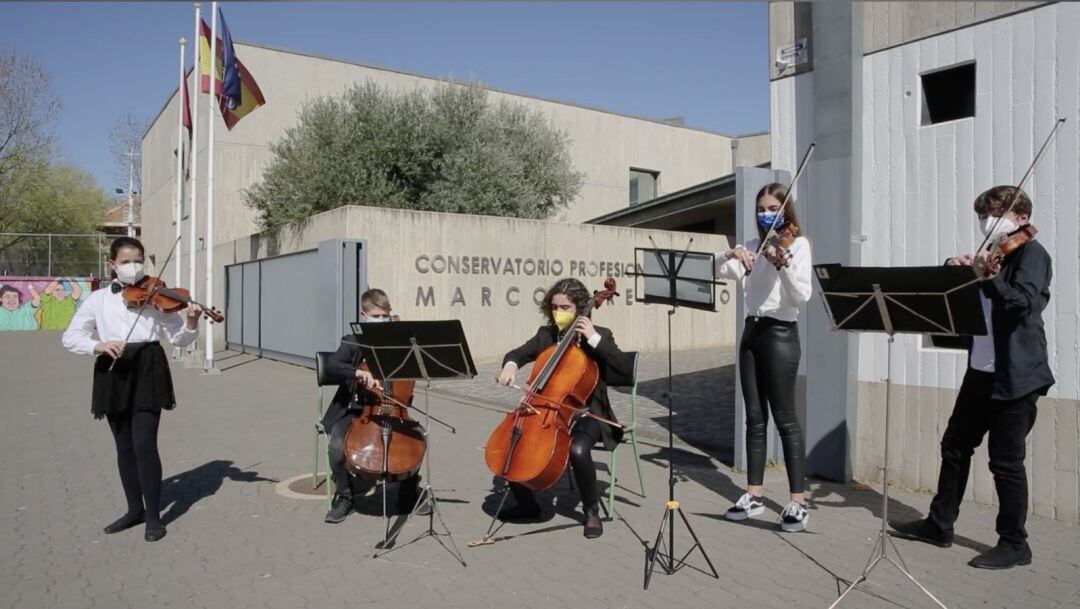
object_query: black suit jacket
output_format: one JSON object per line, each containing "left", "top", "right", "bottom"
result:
{"left": 320, "top": 335, "right": 367, "bottom": 434}
{"left": 933, "top": 241, "right": 1055, "bottom": 400}
{"left": 503, "top": 324, "right": 634, "bottom": 450}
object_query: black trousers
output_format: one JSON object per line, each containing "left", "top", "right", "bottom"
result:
{"left": 510, "top": 416, "right": 604, "bottom": 512}
{"left": 328, "top": 414, "right": 419, "bottom": 499}
{"left": 107, "top": 409, "right": 163, "bottom": 525}
{"left": 739, "top": 316, "right": 805, "bottom": 492}
{"left": 929, "top": 369, "right": 1039, "bottom": 547}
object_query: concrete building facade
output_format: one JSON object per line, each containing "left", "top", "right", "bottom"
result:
{"left": 141, "top": 42, "right": 770, "bottom": 292}
{"left": 769, "top": 1, "right": 1079, "bottom": 523}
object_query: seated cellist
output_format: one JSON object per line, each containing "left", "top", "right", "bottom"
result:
{"left": 496, "top": 278, "right": 634, "bottom": 538}
{"left": 321, "top": 289, "right": 424, "bottom": 523}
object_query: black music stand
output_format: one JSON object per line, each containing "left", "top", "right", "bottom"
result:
{"left": 347, "top": 320, "right": 477, "bottom": 566}
{"left": 814, "top": 264, "right": 985, "bottom": 609}
{"left": 636, "top": 239, "right": 724, "bottom": 589}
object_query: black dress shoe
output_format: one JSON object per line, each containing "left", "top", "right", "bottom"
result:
{"left": 969, "top": 542, "right": 1032, "bottom": 570}
{"left": 103, "top": 512, "right": 144, "bottom": 534}
{"left": 498, "top": 502, "right": 542, "bottom": 521}
{"left": 324, "top": 495, "right": 353, "bottom": 524}
{"left": 889, "top": 517, "right": 953, "bottom": 548}
{"left": 583, "top": 508, "right": 603, "bottom": 539}
{"left": 144, "top": 523, "right": 167, "bottom": 542}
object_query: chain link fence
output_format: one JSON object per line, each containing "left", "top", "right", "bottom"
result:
{"left": 0, "top": 233, "right": 108, "bottom": 279}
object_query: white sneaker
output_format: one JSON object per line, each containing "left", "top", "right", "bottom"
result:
{"left": 725, "top": 493, "right": 765, "bottom": 521}
{"left": 780, "top": 501, "right": 809, "bottom": 532}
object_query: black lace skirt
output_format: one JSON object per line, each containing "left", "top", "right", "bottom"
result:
{"left": 91, "top": 342, "right": 176, "bottom": 419}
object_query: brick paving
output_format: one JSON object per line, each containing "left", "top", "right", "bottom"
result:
{"left": 2, "top": 332, "right": 1078, "bottom": 609}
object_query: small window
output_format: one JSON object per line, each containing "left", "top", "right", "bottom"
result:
{"left": 920, "top": 62, "right": 975, "bottom": 126}
{"left": 629, "top": 168, "right": 659, "bottom": 205}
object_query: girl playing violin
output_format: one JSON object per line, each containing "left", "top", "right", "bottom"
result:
{"left": 892, "top": 186, "right": 1054, "bottom": 570}
{"left": 61, "top": 237, "right": 203, "bottom": 542}
{"left": 496, "top": 278, "right": 633, "bottom": 538}
{"left": 321, "top": 289, "right": 424, "bottom": 524}
{"left": 714, "top": 182, "right": 813, "bottom": 532}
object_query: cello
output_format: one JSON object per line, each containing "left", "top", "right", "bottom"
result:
{"left": 342, "top": 320, "right": 426, "bottom": 483}
{"left": 483, "top": 278, "right": 622, "bottom": 491}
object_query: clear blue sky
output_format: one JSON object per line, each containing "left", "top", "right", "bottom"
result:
{"left": 3, "top": 2, "right": 769, "bottom": 192}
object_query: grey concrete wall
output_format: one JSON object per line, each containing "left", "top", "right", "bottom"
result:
{"left": 855, "top": 1, "right": 1080, "bottom": 524}
{"left": 857, "top": 380, "right": 1080, "bottom": 524}
{"left": 862, "top": 2, "right": 1049, "bottom": 54}
{"left": 732, "top": 132, "right": 772, "bottom": 169}
{"left": 769, "top": 1, "right": 815, "bottom": 81}
{"left": 209, "top": 205, "right": 735, "bottom": 363}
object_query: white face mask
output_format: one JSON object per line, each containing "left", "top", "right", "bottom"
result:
{"left": 362, "top": 314, "right": 390, "bottom": 324}
{"left": 114, "top": 262, "right": 145, "bottom": 285}
{"left": 979, "top": 216, "right": 1018, "bottom": 239}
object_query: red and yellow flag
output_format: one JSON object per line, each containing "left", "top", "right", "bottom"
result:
{"left": 197, "top": 18, "right": 265, "bottom": 129}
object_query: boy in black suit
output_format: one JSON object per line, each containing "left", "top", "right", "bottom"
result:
{"left": 892, "top": 186, "right": 1054, "bottom": 569}
{"left": 322, "top": 289, "right": 424, "bottom": 523}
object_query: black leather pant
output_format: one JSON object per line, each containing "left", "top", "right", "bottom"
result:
{"left": 739, "top": 316, "right": 805, "bottom": 492}
{"left": 328, "top": 414, "right": 419, "bottom": 499}
{"left": 510, "top": 416, "right": 603, "bottom": 512}
{"left": 929, "top": 369, "right": 1039, "bottom": 547}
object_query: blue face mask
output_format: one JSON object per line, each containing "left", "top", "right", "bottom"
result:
{"left": 756, "top": 211, "right": 781, "bottom": 231}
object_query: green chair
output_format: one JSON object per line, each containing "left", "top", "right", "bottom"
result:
{"left": 313, "top": 351, "right": 336, "bottom": 508}
{"left": 602, "top": 351, "right": 647, "bottom": 517}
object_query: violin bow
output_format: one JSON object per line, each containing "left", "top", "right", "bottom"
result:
{"left": 747, "top": 142, "right": 816, "bottom": 274}
{"left": 108, "top": 235, "right": 183, "bottom": 372}
{"left": 975, "top": 118, "right": 1067, "bottom": 255}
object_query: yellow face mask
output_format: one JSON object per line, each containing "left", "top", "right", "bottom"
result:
{"left": 553, "top": 310, "right": 576, "bottom": 332}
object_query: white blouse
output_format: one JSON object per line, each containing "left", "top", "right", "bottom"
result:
{"left": 62, "top": 283, "right": 198, "bottom": 356}
{"left": 713, "top": 236, "right": 814, "bottom": 322}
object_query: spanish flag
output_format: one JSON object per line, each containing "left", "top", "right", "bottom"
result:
{"left": 198, "top": 14, "right": 265, "bottom": 130}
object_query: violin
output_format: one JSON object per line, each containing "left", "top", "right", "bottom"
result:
{"left": 991, "top": 224, "right": 1037, "bottom": 260}
{"left": 343, "top": 321, "right": 426, "bottom": 482}
{"left": 122, "top": 276, "right": 224, "bottom": 323}
{"left": 763, "top": 224, "right": 800, "bottom": 269}
{"left": 483, "top": 278, "right": 621, "bottom": 491}
{"left": 976, "top": 224, "right": 1038, "bottom": 278}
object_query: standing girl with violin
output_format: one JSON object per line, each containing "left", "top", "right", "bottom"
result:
{"left": 892, "top": 186, "right": 1054, "bottom": 570}
{"left": 62, "top": 237, "right": 203, "bottom": 542}
{"left": 715, "top": 182, "right": 813, "bottom": 532}
{"left": 321, "top": 289, "right": 424, "bottom": 524}
{"left": 495, "top": 278, "right": 633, "bottom": 538}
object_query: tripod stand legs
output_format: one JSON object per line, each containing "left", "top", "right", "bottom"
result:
{"left": 828, "top": 530, "right": 948, "bottom": 609}
{"left": 643, "top": 501, "right": 719, "bottom": 590}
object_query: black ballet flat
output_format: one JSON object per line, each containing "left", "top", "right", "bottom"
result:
{"left": 103, "top": 512, "right": 144, "bottom": 534}
{"left": 144, "top": 523, "right": 167, "bottom": 542}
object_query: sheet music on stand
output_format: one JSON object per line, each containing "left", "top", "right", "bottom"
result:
{"left": 345, "top": 319, "right": 476, "bottom": 566}
{"left": 348, "top": 320, "right": 477, "bottom": 382}
{"left": 813, "top": 263, "right": 986, "bottom": 609}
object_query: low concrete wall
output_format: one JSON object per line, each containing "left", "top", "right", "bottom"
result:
{"left": 856, "top": 380, "right": 1080, "bottom": 524}
{"left": 213, "top": 205, "right": 735, "bottom": 362}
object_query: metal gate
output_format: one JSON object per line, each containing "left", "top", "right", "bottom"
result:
{"left": 225, "top": 239, "right": 367, "bottom": 366}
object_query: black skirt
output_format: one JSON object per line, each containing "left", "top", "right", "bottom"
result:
{"left": 91, "top": 342, "right": 176, "bottom": 419}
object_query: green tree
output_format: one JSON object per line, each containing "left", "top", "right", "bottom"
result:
{"left": 246, "top": 81, "right": 583, "bottom": 233}
{"left": 0, "top": 162, "right": 110, "bottom": 276}
{"left": 0, "top": 47, "right": 109, "bottom": 276}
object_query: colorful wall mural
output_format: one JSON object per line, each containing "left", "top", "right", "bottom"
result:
{"left": 0, "top": 277, "right": 99, "bottom": 332}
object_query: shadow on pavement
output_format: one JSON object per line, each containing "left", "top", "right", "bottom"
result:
{"left": 161, "top": 459, "right": 275, "bottom": 525}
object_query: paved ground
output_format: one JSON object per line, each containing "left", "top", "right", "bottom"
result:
{"left": 2, "top": 332, "right": 1078, "bottom": 609}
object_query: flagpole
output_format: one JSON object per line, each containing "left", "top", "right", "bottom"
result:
{"left": 188, "top": 2, "right": 201, "bottom": 359}
{"left": 174, "top": 36, "right": 186, "bottom": 360}
{"left": 203, "top": 1, "right": 218, "bottom": 372}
